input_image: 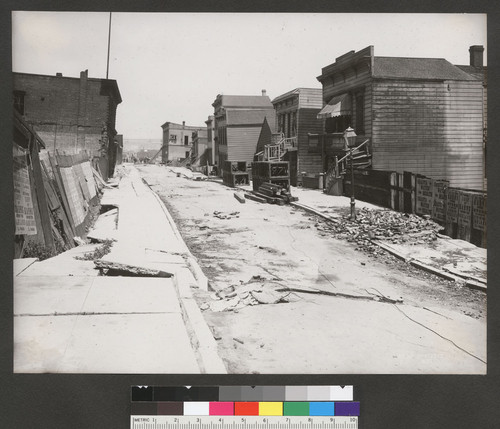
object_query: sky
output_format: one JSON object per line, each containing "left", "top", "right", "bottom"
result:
{"left": 12, "top": 12, "right": 487, "bottom": 145}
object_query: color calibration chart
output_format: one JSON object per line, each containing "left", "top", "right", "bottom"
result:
{"left": 131, "top": 386, "right": 359, "bottom": 429}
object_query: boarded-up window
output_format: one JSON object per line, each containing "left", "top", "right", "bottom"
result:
{"left": 308, "top": 135, "right": 319, "bottom": 153}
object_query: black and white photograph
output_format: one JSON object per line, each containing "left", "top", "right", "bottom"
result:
{"left": 11, "top": 12, "right": 487, "bottom": 375}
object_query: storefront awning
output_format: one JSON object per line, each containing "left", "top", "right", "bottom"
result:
{"left": 317, "top": 93, "right": 352, "bottom": 119}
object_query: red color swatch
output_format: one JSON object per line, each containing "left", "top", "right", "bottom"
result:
{"left": 234, "top": 402, "right": 259, "bottom": 416}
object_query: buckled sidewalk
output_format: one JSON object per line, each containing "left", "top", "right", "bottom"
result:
{"left": 13, "top": 165, "right": 226, "bottom": 374}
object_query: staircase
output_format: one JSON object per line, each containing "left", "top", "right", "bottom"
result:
{"left": 260, "top": 134, "right": 297, "bottom": 161}
{"left": 325, "top": 139, "right": 371, "bottom": 194}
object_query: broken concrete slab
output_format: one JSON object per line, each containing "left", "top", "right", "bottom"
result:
{"left": 14, "top": 276, "right": 180, "bottom": 316}
{"left": 18, "top": 244, "right": 101, "bottom": 277}
{"left": 14, "top": 313, "right": 200, "bottom": 373}
{"left": 87, "top": 208, "right": 118, "bottom": 242}
{"left": 95, "top": 245, "right": 186, "bottom": 277}
{"left": 80, "top": 277, "right": 181, "bottom": 314}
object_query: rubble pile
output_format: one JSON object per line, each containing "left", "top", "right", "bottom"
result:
{"left": 315, "top": 208, "right": 443, "bottom": 253}
{"left": 213, "top": 210, "right": 240, "bottom": 220}
{"left": 201, "top": 276, "right": 299, "bottom": 312}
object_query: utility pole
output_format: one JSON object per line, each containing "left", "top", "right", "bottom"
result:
{"left": 106, "top": 12, "right": 112, "bottom": 79}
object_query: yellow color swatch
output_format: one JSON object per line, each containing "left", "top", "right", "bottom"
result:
{"left": 259, "top": 402, "right": 283, "bottom": 416}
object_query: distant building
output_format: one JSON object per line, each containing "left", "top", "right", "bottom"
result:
{"left": 205, "top": 115, "right": 216, "bottom": 165}
{"left": 212, "top": 91, "right": 275, "bottom": 175}
{"left": 191, "top": 129, "right": 210, "bottom": 166}
{"left": 315, "top": 45, "right": 486, "bottom": 190}
{"left": 161, "top": 121, "right": 205, "bottom": 163}
{"left": 271, "top": 88, "right": 323, "bottom": 185}
{"left": 13, "top": 70, "right": 122, "bottom": 179}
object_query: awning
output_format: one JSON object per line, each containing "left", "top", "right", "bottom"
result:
{"left": 317, "top": 93, "right": 352, "bottom": 119}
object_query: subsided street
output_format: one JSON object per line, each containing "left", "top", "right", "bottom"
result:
{"left": 137, "top": 164, "right": 486, "bottom": 374}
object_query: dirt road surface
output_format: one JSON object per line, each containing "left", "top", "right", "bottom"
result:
{"left": 137, "top": 164, "right": 486, "bottom": 374}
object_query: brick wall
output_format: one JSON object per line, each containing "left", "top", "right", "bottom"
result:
{"left": 13, "top": 72, "right": 119, "bottom": 158}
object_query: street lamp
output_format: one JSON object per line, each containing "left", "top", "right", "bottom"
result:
{"left": 343, "top": 127, "right": 357, "bottom": 221}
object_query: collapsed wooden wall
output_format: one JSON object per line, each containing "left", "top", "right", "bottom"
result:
{"left": 13, "top": 128, "right": 106, "bottom": 258}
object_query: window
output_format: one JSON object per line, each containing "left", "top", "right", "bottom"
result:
{"left": 355, "top": 92, "right": 365, "bottom": 134}
{"left": 169, "top": 134, "right": 177, "bottom": 142}
{"left": 13, "top": 91, "right": 25, "bottom": 115}
{"left": 184, "top": 136, "right": 189, "bottom": 145}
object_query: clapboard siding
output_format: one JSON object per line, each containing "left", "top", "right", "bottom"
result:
{"left": 298, "top": 89, "right": 323, "bottom": 109}
{"left": 371, "top": 79, "right": 484, "bottom": 189}
{"left": 296, "top": 108, "right": 323, "bottom": 175}
{"left": 227, "top": 127, "right": 262, "bottom": 162}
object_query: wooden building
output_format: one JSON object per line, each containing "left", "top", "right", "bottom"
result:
{"left": 212, "top": 91, "right": 275, "bottom": 175}
{"left": 316, "top": 46, "right": 486, "bottom": 190}
{"left": 191, "top": 129, "right": 210, "bottom": 166}
{"left": 205, "top": 115, "right": 216, "bottom": 165}
{"left": 271, "top": 88, "right": 323, "bottom": 185}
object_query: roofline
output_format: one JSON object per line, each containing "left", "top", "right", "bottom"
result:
{"left": 372, "top": 75, "right": 481, "bottom": 82}
{"left": 161, "top": 121, "right": 206, "bottom": 129}
{"left": 272, "top": 87, "right": 322, "bottom": 104}
{"left": 13, "top": 71, "right": 122, "bottom": 104}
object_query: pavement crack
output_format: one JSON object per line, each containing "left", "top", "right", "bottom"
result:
{"left": 392, "top": 304, "right": 486, "bottom": 364}
{"left": 15, "top": 311, "right": 172, "bottom": 317}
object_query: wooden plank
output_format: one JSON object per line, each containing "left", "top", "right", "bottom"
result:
{"left": 39, "top": 157, "right": 74, "bottom": 248}
{"left": 389, "top": 172, "right": 397, "bottom": 210}
{"left": 30, "top": 137, "right": 55, "bottom": 250}
{"left": 457, "top": 191, "right": 473, "bottom": 242}
{"left": 403, "top": 171, "right": 414, "bottom": 214}
{"left": 48, "top": 152, "right": 77, "bottom": 237}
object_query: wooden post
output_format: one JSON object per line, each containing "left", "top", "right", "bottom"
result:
{"left": 29, "top": 136, "right": 55, "bottom": 251}
{"left": 398, "top": 173, "right": 404, "bottom": 213}
{"left": 389, "top": 172, "right": 397, "bottom": 210}
{"left": 403, "top": 171, "right": 413, "bottom": 213}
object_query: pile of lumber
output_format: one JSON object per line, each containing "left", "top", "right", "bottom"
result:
{"left": 244, "top": 182, "right": 298, "bottom": 206}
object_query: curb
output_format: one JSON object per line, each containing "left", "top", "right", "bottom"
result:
{"left": 143, "top": 177, "right": 209, "bottom": 291}
{"left": 290, "top": 201, "right": 486, "bottom": 292}
{"left": 172, "top": 267, "right": 227, "bottom": 374}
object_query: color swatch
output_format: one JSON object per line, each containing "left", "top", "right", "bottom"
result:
{"left": 132, "top": 386, "right": 353, "bottom": 402}
{"left": 130, "top": 386, "right": 359, "bottom": 417}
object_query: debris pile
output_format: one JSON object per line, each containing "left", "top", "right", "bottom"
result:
{"left": 213, "top": 210, "right": 240, "bottom": 220}
{"left": 201, "top": 276, "right": 300, "bottom": 312}
{"left": 315, "top": 208, "right": 443, "bottom": 252}
{"left": 245, "top": 182, "right": 298, "bottom": 206}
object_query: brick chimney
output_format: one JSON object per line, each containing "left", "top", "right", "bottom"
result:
{"left": 56, "top": 72, "right": 63, "bottom": 77}
{"left": 469, "top": 45, "right": 484, "bottom": 68}
{"left": 262, "top": 89, "right": 267, "bottom": 96}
